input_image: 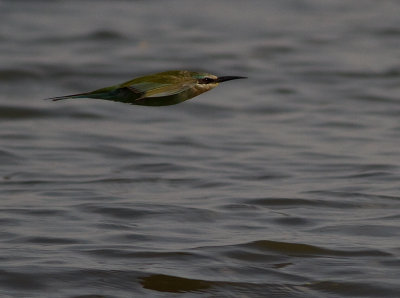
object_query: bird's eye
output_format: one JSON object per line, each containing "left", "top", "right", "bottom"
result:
{"left": 200, "top": 77, "right": 214, "bottom": 84}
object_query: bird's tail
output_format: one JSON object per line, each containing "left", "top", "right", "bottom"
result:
{"left": 45, "top": 92, "right": 92, "bottom": 101}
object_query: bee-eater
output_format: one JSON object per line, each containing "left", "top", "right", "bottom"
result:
{"left": 47, "top": 70, "right": 247, "bottom": 106}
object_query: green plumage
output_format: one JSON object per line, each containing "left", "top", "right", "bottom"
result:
{"left": 47, "top": 70, "right": 246, "bottom": 106}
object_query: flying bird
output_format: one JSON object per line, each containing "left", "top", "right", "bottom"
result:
{"left": 47, "top": 70, "right": 247, "bottom": 106}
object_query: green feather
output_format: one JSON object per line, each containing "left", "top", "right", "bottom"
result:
{"left": 46, "top": 70, "right": 246, "bottom": 106}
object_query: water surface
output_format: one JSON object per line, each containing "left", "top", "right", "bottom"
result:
{"left": 1, "top": 0, "right": 400, "bottom": 297}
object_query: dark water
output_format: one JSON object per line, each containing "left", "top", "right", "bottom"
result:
{"left": 1, "top": 0, "right": 400, "bottom": 297}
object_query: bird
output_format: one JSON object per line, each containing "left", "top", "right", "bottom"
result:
{"left": 47, "top": 70, "right": 247, "bottom": 106}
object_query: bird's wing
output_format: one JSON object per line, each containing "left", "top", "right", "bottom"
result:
{"left": 141, "top": 82, "right": 196, "bottom": 98}
{"left": 119, "top": 74, "right": 196, "bottom": 99}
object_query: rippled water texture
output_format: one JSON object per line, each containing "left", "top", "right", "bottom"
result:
{"left": 1, "top": 0, "right": 400, "bottom": 297}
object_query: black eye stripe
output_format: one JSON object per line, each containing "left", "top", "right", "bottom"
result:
{"left": 199, "top": 77, "right": 214, "bottom": 84}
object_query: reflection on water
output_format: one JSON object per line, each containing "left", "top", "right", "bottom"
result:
{"left": 1, "top": 0, "right": 400, "bottom": 297}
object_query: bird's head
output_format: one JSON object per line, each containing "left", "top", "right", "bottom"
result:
{"left": 191, "top": 72, "right": 247, "bottom": 92}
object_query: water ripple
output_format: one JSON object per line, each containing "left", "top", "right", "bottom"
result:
{"left": 1, "top": 0, "right": 400, "bottom": 297}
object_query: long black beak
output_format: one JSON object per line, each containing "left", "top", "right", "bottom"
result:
{"left": 216, "top": 76, "right": 247, "bottom": 83}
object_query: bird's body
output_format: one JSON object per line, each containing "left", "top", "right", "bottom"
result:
{"left": 48, "top": 70, "right": 246, "bottom": 106}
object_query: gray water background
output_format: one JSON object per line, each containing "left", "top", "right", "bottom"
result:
{"left": 1, "top": 0, "right": 400, "bottom": 297}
